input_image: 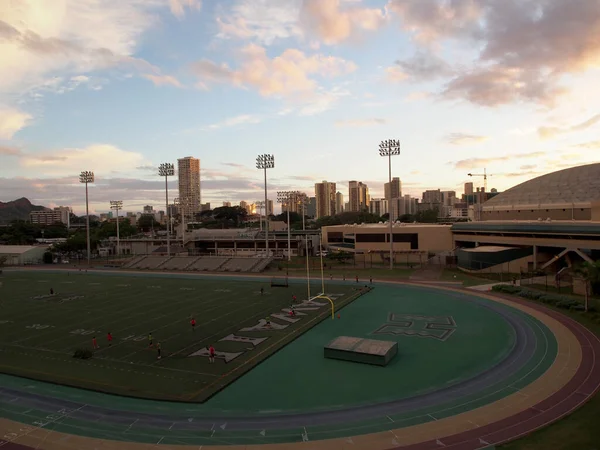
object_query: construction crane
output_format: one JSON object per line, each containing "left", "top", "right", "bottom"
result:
{"left": 467, "top": 168, "right": 493, "bottom": 193}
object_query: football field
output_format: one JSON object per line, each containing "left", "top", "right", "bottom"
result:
{"left": 0, "top": 270, "right": 366, "bottom": 402}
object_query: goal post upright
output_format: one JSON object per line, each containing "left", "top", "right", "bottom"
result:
{"left": 313, "top": 294, "right": 335, "bottom": 320}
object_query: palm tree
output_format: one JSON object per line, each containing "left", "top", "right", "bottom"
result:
{"left": 573, "top": 261, "right": 600, "bottom": 312}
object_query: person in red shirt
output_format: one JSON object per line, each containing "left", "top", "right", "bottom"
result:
{"left": 292, "top": 294, "right": 297, "bottom": 303}
{"left": 208, "top": 345, "right": 215, "bottom": 363}
{"left": 190, "top": 318, "right": 196, "bottom": 332}
{"left": 107, "top": 332, "right": 113, "bottom": 346}
{"left": 92, "top": 336, "right": 98, "bottom": 350}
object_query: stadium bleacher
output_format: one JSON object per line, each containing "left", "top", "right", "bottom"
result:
{"left": 120, "top": 255, "right": 274, "bottom": 273}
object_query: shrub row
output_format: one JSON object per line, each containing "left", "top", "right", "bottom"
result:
{"left": 491, "top": 284, "right": 594, "bottom": 312}
{"left": 72, "top": 348, "right": 93, "bottom": 359}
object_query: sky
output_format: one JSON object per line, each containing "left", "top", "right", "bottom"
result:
{"left": 1, "top": 0, "right": 599, "bottom": 215}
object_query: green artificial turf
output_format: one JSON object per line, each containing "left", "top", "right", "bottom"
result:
{"left": 0, "top": 270, "right": 363, "bottom": 402}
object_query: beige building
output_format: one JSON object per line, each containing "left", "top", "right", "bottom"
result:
{"left": 178, "top": 156, "right": 201, "bottom": 221}
{"left": 348, "top": 181, "right": 370, "bottom": 212}
{"left": 315, "top": 181, "right": 336, "bottom": 219}
{"left": 482, "top": 163, "right": 600, "bottom": 221}
{"left": 321, "top": 223, "right": 453, "bottom": 263}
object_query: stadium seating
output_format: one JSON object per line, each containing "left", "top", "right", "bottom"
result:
{"left": 250, "top": 257, "right": 274, "bottom": 273}
{"left": 122, "top": 255, "right": 274, "bottom": 273}
{"left": 158, "top": 256, "right": 200, "bottom": 271}
{"left": 134, "top": 256, "right": 172, "bottom": 270}
{"left": 122, "top": 255, "right": 147, "bottom": 268}
{"left": 188, "top": 256, "right": 229, "bottom": 271}
{"left": 220, "top": 257, "right": 261, "bottom": 272}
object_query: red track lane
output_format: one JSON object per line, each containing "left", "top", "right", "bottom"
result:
{"left": 1, "top": 296, "right": 599, "bottom": 450}
{"left": 397, "top": 297, "right": 600, "bottom": 450}
{"left": 0, "top": 443, "right": 32, "bottom": 449}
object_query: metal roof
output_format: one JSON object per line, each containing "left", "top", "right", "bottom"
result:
{"left": 483, "top": 163, "right": 600, "bottom": 210}
{"left": 0, "top": 245, "right": 44, "bottom": 254}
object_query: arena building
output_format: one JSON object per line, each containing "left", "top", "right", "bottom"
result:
{"left": 481, "top": 163, "right": 600, "bottom": 221}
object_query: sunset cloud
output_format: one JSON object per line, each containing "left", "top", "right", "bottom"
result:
{"left": 142, "top": 74, "right": 184, "bottom": 88}
{"left": 190, "top": 45, "right": 356, "bottom": 97}
{"left": 335, "top": 118, "right": 386, "bottom": 127}
{"left": 452, "top": 152, "right": 546, "bottom": 170}
{"left": 0, "top": 108, "right": 32, "bottom": 139}
{"left": 444, "top": 133, "right": 489, "bottom": 146}
{"left": 300, "top": 0, "right": 387, "bottom": 45}
{"left": 390, "top": 0, "right": 600, "bottom": 107}
{"left": 538, "top": 113, "right": 600, "bottom": 140}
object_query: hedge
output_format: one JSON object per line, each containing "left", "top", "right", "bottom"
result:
{"left": 491, "top": 284, "right": 594, "bottom": 312}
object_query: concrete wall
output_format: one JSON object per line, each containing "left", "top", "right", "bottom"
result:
{"left": 453, "top": 233, "right": 600, "bottom": 251}
{"left": 592, "top": 202, "right": 600, "bottom": 221}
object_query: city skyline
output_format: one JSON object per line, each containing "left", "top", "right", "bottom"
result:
{"left": 1, "top": 1, "right": 599, "bottom": 214}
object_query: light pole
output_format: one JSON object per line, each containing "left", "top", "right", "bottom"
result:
{"left": 379, "top": 139, "right": 401, "bottom": 270}
{"left": 174, "top": 197, "right": 187, "bottom": 243}
{"left": 296, "top": 193, "right": 308, "bottom": 231}
{"left": 79, "top": 171, "right": 94, "bottom": 266}
{"left": 256, "top": 154, "right": 274, "bottom": 256}
{"left": 109, "top": 200, "right": 123, "bottom": 258}
{"left": 158, "top": 163, "right": 175, "bottom": 256}
{"left": 277, "top": 191, "right": 297, "bottom": 262}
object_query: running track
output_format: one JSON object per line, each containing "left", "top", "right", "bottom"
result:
{"left": 1, "top": 293, "right": 599, "bottom": 450}
{"left": 398, "top": 295, "right": 600, "bottom": 450}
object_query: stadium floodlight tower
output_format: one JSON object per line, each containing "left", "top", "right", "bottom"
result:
{"left": 79, "top": 171, "right": 95, "bottom": 266}
{"left": 379, "top": 139, "right": 401, "bottom": 270}
{"left": 109, "top": 200, "right": 123, "bottom": 257}
{"left": 158, "top": 163, "right": 175, "bottom": 256}
{"left": 256, "top": 154, "right": 274, "bottom": 256}
{"left": 277, "top": 191, "right": 298, "bottom": 262}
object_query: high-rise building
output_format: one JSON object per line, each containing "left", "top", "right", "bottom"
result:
{"left": 422, "top": 189, "right": 442, "bottom": 204}
{"left": 307, "top": 197, "right": 316, "bottom": 218}
{"left": 143, "top": 205, "right": 154, "bottom": 214}
{"left": 464, "top": 182, "right": 474, "bottom": 196}
{"left": 200, "top": 203, "right": 211, "bottom": 211}
{"left": 349, "top": 181, "right": 370, "bottom": 212}
{"left": 281, "top": 194, "right": 303, "bottom": 214}
{"left": 31, "top": 206, "right": 72, "bottom": 226}
{"left": 239, "top": 200, "right": 248, "bottom": 211}
{"left": 267, "top": 199, "right": 274, "bottom": 216}
{"left": 222, "top": 201, "right": 231, "bottom": 207}
{"left": 369, "top": 198, "right": 388, "bottom": 216}
{"left": 315, "top": 180, "right": 336, "bottom": 218}
{"left": 335, "top": 192, "right": 344, "bottom": 214}
{"left": 177, "top": 156, "right": 201, "bottom": 221}
{"left": 441, "top": 191, "right": 457, "bottom": 206}
{"left": 385, "top": 177, "right": 402, "bottom": 220}
{"left": 384, "top": 177, "right": 401, "bottom": 200}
